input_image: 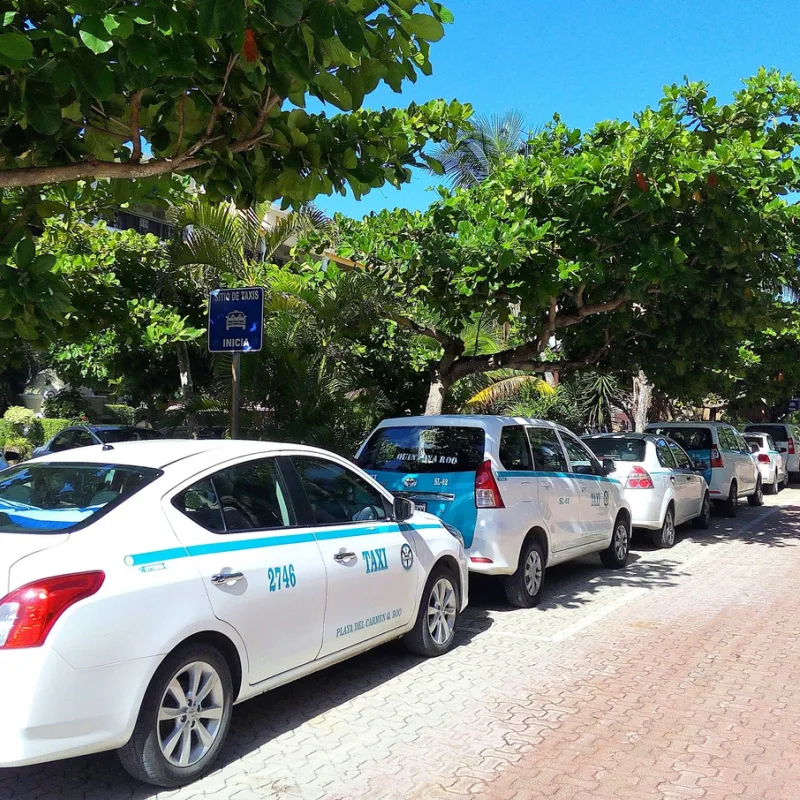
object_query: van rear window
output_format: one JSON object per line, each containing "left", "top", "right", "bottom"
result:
{"left": 357, "top": 426, "right": 485, "bottom": 473}
{"left": 745, "top": 425, "right": 788, "bottom": 441}
{"left": 647, "top": 427, "right": 712, "bottom": 450}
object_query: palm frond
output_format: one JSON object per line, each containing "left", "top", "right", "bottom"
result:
{"left": 467, "top": 375, "right": 555, "bottom": 408}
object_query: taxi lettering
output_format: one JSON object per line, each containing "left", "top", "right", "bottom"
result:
{"left": 363, "top": 547, "right": 388, "bottom": 574}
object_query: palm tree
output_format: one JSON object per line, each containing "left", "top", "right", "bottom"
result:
{"left": 430, "top": 110, "right": 532, "bottom": 188}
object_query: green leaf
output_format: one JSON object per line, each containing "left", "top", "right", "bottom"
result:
{"left": 2, "top": 12, "right": 17, "bottom": 26}
{"left": 114, "top": 16, "right": 135, "bottom": 38}
{"left": 333, "top": 6, "right": 365, "bottom": 52}
{"left": 273, "top": 0, "right": 304, "bottom": 26}
{"left": 26, "top": 89, "right": 62, "bottom": 135}
{"left": 74, "top": 59, "right": 115, "bottom": 100}
{"left": 79, "top": 17, "right": 114, "bottom": 54}
{"left": 0, "top": 32, "right": 33, "bottom": 61}
{"left": 314, "top": 71, "right": 353, "bottom": 111}
{"left": 438, "top": 6, "right": 455, "bottom": 24}
{"left": 15, "top": 237, "right": 35, "bottom": 269}
{"left": 401, "top": 13, "right": 444, "bottom": 41}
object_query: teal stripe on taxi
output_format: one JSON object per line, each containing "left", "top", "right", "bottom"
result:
{"left": 496, "top": 470, "right": 621, "bottom": 485}
{"left": 128, "top": 522, "right": 442, "bottom": 567}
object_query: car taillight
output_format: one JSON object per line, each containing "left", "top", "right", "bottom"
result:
{"left": 0, "top": 572, "right": 104, "bottom": 649}
{"left": 475, "top": 460, "right": 505, "bottom": 508}
{"left": 625, "top": 466, "right": 654, "bottom": 489}
{"left": 789, "top": 439, "right": 796, "bottom": 455}
{"left": 757, "top": 454, "right": 770, "bottom": 464}
{"left": 710, "top": 445, "right": 724, "bottom": 469}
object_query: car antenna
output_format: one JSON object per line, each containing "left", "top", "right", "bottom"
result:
{"left": 102, "top": 443, "right": 114, "bottom": 451}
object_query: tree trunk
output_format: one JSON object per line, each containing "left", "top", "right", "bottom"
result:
{"left": 423, "top": 346, "right": 460, "bottom": 416}
{"left": 632, "top": 370, "right": 652, "bottom": 433}
{"left": 176, "top": 342, "right": 199, "bottom": 439}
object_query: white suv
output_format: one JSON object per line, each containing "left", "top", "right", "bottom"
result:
{"left": 357, "top": 415, "right": 632, "bottom": 608}
{"left": 645, "top": 422, "right": 762, "bottom": 517}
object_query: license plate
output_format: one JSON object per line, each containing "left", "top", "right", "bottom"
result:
{"left": 414, "top": 501, "right": 427, "bottom": 512}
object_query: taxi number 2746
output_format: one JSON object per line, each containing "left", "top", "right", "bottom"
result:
{"left": 268, "top": 564, "right": 297, "bottom": 592}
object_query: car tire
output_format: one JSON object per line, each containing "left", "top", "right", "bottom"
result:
{"left": 723, "top": 481, "right": 738, "bottom": 518}
{"left": 118, "top": 643, "right": 234, "bottom": 788}
{"left": 748, "top": 477, "right": 764, "bottom": 507}
{"left": 769, "top": 478, "right": 780, "bottom": 495}
{"left": 651, "top": 505, "right": 676, "bottom": 549}
{"left": 404, "top": 563, "right": 461, "bottom": 656}
{"left": 600, "top": 514, "right": 630, "bottom": 569}
{"left": 503, "top": 538, "right": 545, "bottom": 608}
{"left": 693, "top": 493, "right": 711, "bottom": 530}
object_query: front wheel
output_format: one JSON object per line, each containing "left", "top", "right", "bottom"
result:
{"left": 600, "top": 515, "right": 630, "bottom": 569}
{"left": 651, "top": 505, "right": 676, "bottom": 549}
{"left": 723, "top": 481, "right": 738, "bottom": 518}
{"left": 769, "top": 477, "right": 780, "bottom": 495}
{"left": 404, "top": 564, "right": 460, "bottom": 657}
{"left": 693, "top": 493, "right": 711, "bottom": 530}
{"left": 503, "top": 538, "right": 545, "bottom": 608}
{"left": 118, "top": 644, "right": 234, "bottom": 788}
{"left": 748, "top": 477, "right": 764, "bottom": 507}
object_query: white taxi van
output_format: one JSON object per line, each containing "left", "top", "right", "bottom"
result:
{"left": 357, "top": 416, "right": 632, "bottom": 608}
{"left": 0, "top": 441, "right": 467, "bottom": 787}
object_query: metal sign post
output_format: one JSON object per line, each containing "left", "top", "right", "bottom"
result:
{"left": 208, "top": 288, "right": 264, "bottom": 439}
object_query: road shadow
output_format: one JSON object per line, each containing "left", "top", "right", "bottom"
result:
{"left": 0, "top": 614, "right": 493, "bottom": 799}
{"left": 681, "top": 501, "right": 800, "bottom": 550}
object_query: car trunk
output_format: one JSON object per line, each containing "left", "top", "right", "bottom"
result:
{"left": 0, "top": 533, "right": 69, "bottom": 596}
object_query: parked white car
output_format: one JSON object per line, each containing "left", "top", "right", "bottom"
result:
{"left": 743, "top": 432, "right": 787, "bottom": 493}
{"left": 583, "top": 433, "right": 710, "bottom": 548}
{"left": 645, "top": 422, "right": 762, "bottom": 517}
{"left": 742, "top": 423, "right": 800, "bottom": 482}
{"left": 357, "top": 415, "right": 632, "bottom": 609}
{"left": 0, "top": 441, "right": 467, "bottom": 787}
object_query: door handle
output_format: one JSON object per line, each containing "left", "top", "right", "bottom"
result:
{"left": 211, "top": 572, "right": 244, "bottom": 585}
{"left": 541, "top": 481, "right": 553, "bottom": 489}
{"left": 333, "top": 550, "right": 357, "bottom": 563}
{"left": 670, "top": 476, "right": 676, "bottom": 482}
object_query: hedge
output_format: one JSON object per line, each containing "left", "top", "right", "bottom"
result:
{"left": 40, "top": 418, "right": 71, "bottom": 442}
{"left": 104, "top": 404, "right": 136, "bottom": 425}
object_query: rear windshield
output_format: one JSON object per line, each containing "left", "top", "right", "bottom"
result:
{"left": 743, "top": 434, "right": 766, "bottom": 447}
{"left": 0, "top": 462, "right": 161, "bottom": 534}
{"left": 647, "top": 427, "right": 712, "bottom": 450}
{"left": 357, "top": 426, "right": 486, "bottom": 473}
{"left": 583, "top": 437, "right": 646, "bottom": 462}
{"left": 98, "top": 428, "right": 161, "bottom": 443}
{"left": 744, "top": 425, "right": 787, "bottom": 441}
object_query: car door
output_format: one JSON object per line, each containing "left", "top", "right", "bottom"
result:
{"left": 731, "top": 430, "right": 757, "bottom": 493}
{"left": 667, "top": 440, "right": 703, "bottom": 520}
{"left": 48, "top": 430, "right": 78, "bottom": 453}
{"left": 496, "top": 425, "right": 535, "bottom": 511}
{"left": 526, "top": 426, "right": 581, "bottom": 554}
{"left": 559, "top": 431, "right": 614, "bottom": 545}
{"left": 288, "top": 455, "right": 421, "bottom": 659}
{"left": 653, "top": 438, "right": 683, "bottom": 519}
{"left": 164, "top": 456, "right": 328, "bottom": 685}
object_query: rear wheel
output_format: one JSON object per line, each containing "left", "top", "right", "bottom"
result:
{"left": 651, "top": 505, "right": 676, "bottom": 549}
{"left": 769, "top": 476, "right": 780, "bottom": 495}
{"left": 118, "top": 644, "right": 233, "bottom": 788}
{"left": 723, "top": 481, "right": 738, "bottom": 518}
{"left": 600, "top": 515, "right": 630, "bottom": 569}
{"left": 404, "top": 564, "right": 460, "bottom": 657}
{"left": 748, "top": 477, "right": 764, "bottom": 507}
{"left": 693, "top": 493, "right": 711, "bottom": 530}
{"left": 503, "top": 538, "right": 545, "bottom": 608}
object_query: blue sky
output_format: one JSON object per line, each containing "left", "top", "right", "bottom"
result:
{"left": 314, "top": 0, "right": 800, "bottom": 219}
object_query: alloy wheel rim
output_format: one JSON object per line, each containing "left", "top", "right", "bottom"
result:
{"left": 157, "top": 661, "right": 225, "bottom": 768}
{"left": 427, "top": 578, "right": 457, "bottom": 645}
{"left": 614, "top": 523, "right": 628, "bottom": 560}
{"left": 523, "top": 549, "right": 543, "bottom": 596}
{"left": 664, "top": 512, "right": 675, "bottom": 546}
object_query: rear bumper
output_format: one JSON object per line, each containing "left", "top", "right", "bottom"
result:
{"left": 625, "top": 490, "right": 666, "bottom": 531}
{"left": 465, "top": 511, "right": 525, "bottom": 575}
{"left": 0, "top": 646, "right": 160, "bottom": 768}
{"left": 757, "top": 463, "right": 776, "bottom": 484}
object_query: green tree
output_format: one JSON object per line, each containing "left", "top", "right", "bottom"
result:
{"left": 334, "top": 70, "right": 800, "bottom": 415}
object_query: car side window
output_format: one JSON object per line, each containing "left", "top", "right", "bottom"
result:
{"left": 731, "top": 430, "right": 748, "bottom": 454}
{"left": 560, "top": 432, "right": 601, "bottom": 475}
{"left": 656, "top": 440, "right": 677, "bottom": 468}
{"left": 212, "top": 459, "right": 295, "bottom": 531}
{"left": 718, "top": 428, "right": 734, "bottom": 451}
{"left": 499, "top": 426, "right": 533, "bottom": 470}
{"left": 173, "top": 477, "right": 226, "bottom": 533}
{"left": 767, "top": 435, "right": 777, "bottom": 451}
{"left": 668, "top": 441, "right": 692, "bottom": 469}
{"left": 527, "top": 427, "right": 568, "bottom": 472}
{"left": 293, "top": 457, "right": 389, "bottom": 525}
{"left": 49, "top": 431, "right": 75, "bottom": 452}
{"left": 72, "top": 430, "right": 96, "bottom": 448}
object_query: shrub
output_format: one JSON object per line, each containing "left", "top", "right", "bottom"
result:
{"left": 3, "top": 405, "right": 35, "bottom": 432}
{"left": 3, "top": 435, "right": 32, "bottom": 460}
{"left": 0, "top": 419, "right": 13, "bottom": 448}
{"left": 40, "top": 418, "right": 71, "bottom": 443}
{"left": 104, "top": 404, "right": 135, "bottom": 426}
{"left": 43, "top": 388, "right": 95, "bottom": 422}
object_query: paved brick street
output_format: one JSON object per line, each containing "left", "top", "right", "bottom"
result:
{"left": 3, "top": 491, "right": 800, "bottom": 800}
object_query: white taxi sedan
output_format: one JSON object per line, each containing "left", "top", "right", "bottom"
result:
{"left": 0, "top": 441, "right": 467, "bottom": 787}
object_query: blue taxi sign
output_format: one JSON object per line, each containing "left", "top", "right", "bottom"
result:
{"left": 208, "top": 287, "right": 264, "bottom": 353}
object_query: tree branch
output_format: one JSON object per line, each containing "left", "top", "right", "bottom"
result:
{"left": 130, "top": 90, "right": 144, "bottom": 163}
{"left": 387, "top": 313, "right": 455, "bottom": 347}
{"left": 553, "top": 295, "right": 627, "bottom": 329}
{"left": 205, "top": 54, "right": 238, "bottom": 138}
{"left": 175, "top": 93, "right": 186, "bottom": 156}
{"left": 249, "top": 88, "right": 282, "bottom": 138}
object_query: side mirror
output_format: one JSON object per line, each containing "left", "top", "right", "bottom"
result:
{"left": 601, "top": 458, "right": 616, "bottom": 476}
{"left": 393, "top": 496, "right": 415, "bottom": 522}
{"left": 692, "top": 459, "right": 705, "bottom": 471}
{"left": 780, "top": 446, "right": 788, "bottom": 453}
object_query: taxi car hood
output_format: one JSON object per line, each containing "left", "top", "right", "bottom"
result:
{"left": 0, "top": 531, "right": 69, "bottom": 597}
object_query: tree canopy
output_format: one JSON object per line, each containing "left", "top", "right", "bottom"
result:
{"left": 333, "top": 70, "right": 800, "bottom": 413}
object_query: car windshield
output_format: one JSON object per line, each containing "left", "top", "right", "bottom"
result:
{"left": 357, "top": 426, "right": 485, "bottom": 473}
{"left": 97, "top": 428, "right": 161, "bottom": 443}
{"left": 745, "top": 425, "right": 787, "bottom": 441}
{"left": 648, "top": 427, "right": 712, "bottom": 451}
{"left": 0, "top": 462, "right": 161, "bottom": 534}
{"left": 584, "top": 437, "right": 646, "bottom": 462}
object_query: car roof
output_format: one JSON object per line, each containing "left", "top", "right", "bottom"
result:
{"left": 375, "top": 414, "right": 570, "bottom": 433}
{"left": 583, "top": 432, "right": 660, "bottom": 442}
{"left": 645, "top": 421, "right": 736, "bottom": 427}
{"left": 29, "top": 439, "right": 329, "bottom": 470}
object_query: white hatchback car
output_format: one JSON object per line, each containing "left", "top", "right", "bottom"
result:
{"left": 583, "top": 433, "right": 710, "bottom": 548}
{"left": 0, "top": 441, "right": 467, "bottom": 787}
{"left": 743, "top": 432, "right": 787, "bottom": 493}
{"left": 742, "top": 423, "right": 800, "bottom": 481}
{"left": 357, "top": 415, "right": 632, "bottom": 609}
